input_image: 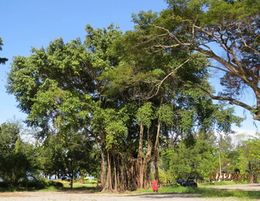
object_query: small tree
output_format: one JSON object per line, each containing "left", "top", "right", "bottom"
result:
{"left": 0, "top": 122, "right": 37, "bottom": 186}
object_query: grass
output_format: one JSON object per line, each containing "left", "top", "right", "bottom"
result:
{"left": 134, "top": 184, "right": 260, "bottom": 200}
{"left": 64, "top": 182, "right": 96, "bottom": 188}
{"left": 38, "top": 185, "right": 59, "bottom": 192}
{"left": 200, "top": 180, "right": 248, "bottom": 186}
{"left": 58, "top": 180, "right": 99, "bottom": 193}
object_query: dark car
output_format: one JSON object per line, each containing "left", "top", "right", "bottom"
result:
{"left": 61, "top": 176, "right": 72, "bottom": 181}
{"left": 176, "top": 178, "right": 197, "bottom": 187}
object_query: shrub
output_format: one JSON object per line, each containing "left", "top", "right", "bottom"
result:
{"left": 48, "top": 181, "right": 63, "bottom": 188}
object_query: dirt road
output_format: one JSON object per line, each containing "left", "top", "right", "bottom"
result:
{"left": 208, "top": 183, "right": 260, "bottom": 191}
{"left": 0, "top": 184, "right": 259, "bottom": 201}
{"left": 0, "top": 191, "right": 242, "bottom": 201}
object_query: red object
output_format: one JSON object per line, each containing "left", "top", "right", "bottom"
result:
{"left": 151, "top": 180, "right": 158, "bottom": 192}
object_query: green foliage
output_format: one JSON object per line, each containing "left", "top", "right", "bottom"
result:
{"left": 40, "top": 130, "right": 98, "bottom": 179}
{"left": 85, "top": 24, "right": 122, "bottom": 69}
{"left": 161, "top": 137, "right": 218, "bottom": 182}
{"left": 132, "top": 11, "right": 158, "bottom": 29}
{"left": 157, "top": 104, "right": 174, "bottom": 126}
{"left": 91, "top": 106, "right": 129, "bottom": 151}
{"left": 237, "top": 138, "right": 260, "bottom": 177}
{"left": 105, "top": 120, "right": 127, "bottom": 150}
{"left": 0, "top": 122, "right": 40, "bottom": 186}
{"left": 136, "top": 102, "right": 154, "bottom": 128}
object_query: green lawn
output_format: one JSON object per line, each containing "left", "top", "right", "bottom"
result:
{"left": 134, "top": 185, "right": 260, "bottom": 200}
{"left": 39, "top": 180, "right": 99, "bottom": 192}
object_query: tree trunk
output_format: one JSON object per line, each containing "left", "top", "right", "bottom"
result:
{"left": 70, "top": 159, "right": 73, "bottom": 189}
{"left": 154, "top": 120, "right": 161, "bottom": 181}
{"left": 113, "top": 157, "right": 118, "bottom": 191}
{"left": 103, "top": 152, "right": 112, "bottom": 192}
{"left": 248, "top": 161, "right": 257, "bottom": 183}
{"left": 100, "top": 150, "right": 106, "bottom": 188}
{"left": 129, "top": 159, "right": 138, "bottom": 190}
{"left": 137, "top": 123, "right": 144, "bottom": 188}
{"left": 144, "top": 128, "right": 153, "bottom": 189}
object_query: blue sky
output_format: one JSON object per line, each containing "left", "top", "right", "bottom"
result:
{"left": 0, "top": 0, "right": 259, "bottom": 136}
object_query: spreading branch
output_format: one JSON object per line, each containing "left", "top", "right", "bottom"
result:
{"left": 198, "top": 86, "right": 260, "bottom": 120}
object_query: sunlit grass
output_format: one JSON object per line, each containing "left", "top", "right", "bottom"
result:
{"left": 38, "top": 185, "right": 59, "bottom": 192}
{"left": 134, "top": 185, "right": 260, "bottom": 199}
{"left": 200, "top": 180, "right": 248, "bottom": 186}
{"left": 136, "top": 185, "right": 197, "bottom": 194}
{"left": 59, "top": 180, "right": 97, "bottom": 189}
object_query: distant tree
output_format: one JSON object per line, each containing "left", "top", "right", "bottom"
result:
{"left": 0, "top": 122, "right": 37, "bottom": 186}
{"left": 237, "top": 138, "right": 260, "bottom": 183}
{"left": 161, "top": 137, "right": 218, "bottom": 182}
{"left": 0, "top": 37, "right": 8, "bottom": 64}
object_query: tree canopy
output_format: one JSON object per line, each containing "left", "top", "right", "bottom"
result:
{"left": 6, "top": 0, "right": 258, "bottom": 192}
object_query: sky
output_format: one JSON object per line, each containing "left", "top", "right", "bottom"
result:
{"left": 0, "top": 0, "right": 259, "bottom": 139}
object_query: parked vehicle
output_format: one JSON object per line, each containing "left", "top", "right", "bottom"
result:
{"left": 176, "top": 177, "right": 197, "bottom": 187}
{"left": 61, "top": 176, "right": 72, "bottom": 181}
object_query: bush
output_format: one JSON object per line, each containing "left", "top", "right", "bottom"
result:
{"left": 48, "top": 181, "right": 63, "bottom": 188}
{"left": 18, "top": 178, "right": 47, "bottom": 189}
{"left": 0, "top": 181, "right": 9, "bottom": 188}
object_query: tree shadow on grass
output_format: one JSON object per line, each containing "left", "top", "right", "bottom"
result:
{"left": 58, "top": 186, "right": 101, "bottom": 193}
{"left": 0, "top": 184, "right": 101, "bottom": 193}
{"left": 198, "top": 188, "right": 260, "bottom": 200}
{"left": 129, "top": 193, "right": 202, "bottom": 199}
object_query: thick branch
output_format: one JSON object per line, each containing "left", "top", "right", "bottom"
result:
{"left": 199, "top": 87, "right": 256, "bottom": 115}
{"left": 195, "top": 46, "right": 253, "bottom": 85}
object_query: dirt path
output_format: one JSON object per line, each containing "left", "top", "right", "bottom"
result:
{"left": 0, "top": 191, "right": 241, "bottom": 201}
